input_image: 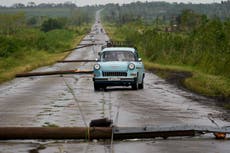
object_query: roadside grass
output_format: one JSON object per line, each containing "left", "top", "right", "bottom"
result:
{"left": 0, "top": 27, "right": 87, "bottom": 84}
{"left": 103, "top": 22, "right": 230, "bottom": 104}
{"left": 223, "top": 104, "right": 230, "bottom": 110}
{"left": 144, "top": 61, "right": 230, "bottom": 98}
{"left": 0, "top": 51, "right": 69, "bottom": 83}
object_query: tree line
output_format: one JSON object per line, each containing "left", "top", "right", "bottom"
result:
{"left": 0, "top": 2, "right": 77, "bottom": 8}
{"left": 102, "top": 1, "right": 230, "bottom": 25}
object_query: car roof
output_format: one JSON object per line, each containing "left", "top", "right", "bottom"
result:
{"left": 101, "top": 47, "right": 136, "bottom": 53}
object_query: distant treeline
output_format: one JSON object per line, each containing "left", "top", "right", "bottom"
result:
{"left": 0, "top": 6, "right": 100, "bottom": 19}
{"left": 103, "top": 1, "right": 230, "bottom": 24}
{"left": 0, "top": 2, "right": 77, "bottom": 8}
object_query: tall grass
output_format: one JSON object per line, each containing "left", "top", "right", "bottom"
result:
{"left": 108, "top": 20, "right": 230, "bottom": 78}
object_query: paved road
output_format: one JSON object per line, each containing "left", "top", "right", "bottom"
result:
{"left": 0, "top": 11, "right": 230, "bottom": 153}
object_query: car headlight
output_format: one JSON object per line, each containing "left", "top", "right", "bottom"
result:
{"left": 94, "top": 64, "right": 100, "bottom": 70}
{"left": 128, "top": 63, "right": 135, "bottom": 70}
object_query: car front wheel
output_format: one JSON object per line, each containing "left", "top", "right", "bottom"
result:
{"left": 94, "top": 83, "right": 100, "bottom": 91}
{"left": 131, "top": 82, "right": 138, "bottom": 90}
{"left": 138, "top": 77, "right": 144, "bottom": 89}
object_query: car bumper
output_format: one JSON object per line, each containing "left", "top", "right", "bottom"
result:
{"left": 93, "top": 77, "right": 137, "bottom": 86}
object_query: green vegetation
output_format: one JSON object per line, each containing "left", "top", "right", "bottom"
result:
{"left": 0, "top": 6, "right": 95, "bottom": 83}
{"left": 0, "top": 27, "right": 87, "bottom": 83}
{"left": 102, "top": 7, "right": 230, "bottom": 99}
{"left": 41, "top": 18, "right": 66, "bottom": 32}
{"left": 144, "top": 62, "right": 230, "bottom": 97}
{"left": 224, "top": 103, "right": 230, "bottom": 109}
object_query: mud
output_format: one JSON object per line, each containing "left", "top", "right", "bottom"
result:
{"left": 149, "top": 68, "right": 230, "bottom": 120}
{"left": 0, "top": 10, "right": 230, "bottom": 153}
{"left": 149, "top": 68, "right": 192, "bottom": 88}
{"left": 29, "top": 144, "right": 46, "bottom": 153}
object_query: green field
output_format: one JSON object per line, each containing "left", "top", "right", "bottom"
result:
{"left": 0, "top": 8, "right": 94, "bottom": 83}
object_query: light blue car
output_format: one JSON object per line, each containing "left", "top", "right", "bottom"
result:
{"left": 93, "top": 46, "right": 145, "bottom": 90}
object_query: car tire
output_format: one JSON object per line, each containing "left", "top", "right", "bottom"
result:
{"left": 94, "top": 83, "right": 100, "bottom": 91}
{"left": 138, "top": 82, "right": 144, "bottom": 89}
{"left": 138, "top": 77, "right": 144, "bottom": 89}
{"left": 102, "top": 86, "right": 107, "bottom": 90}
{"left": 132, "top": 82, "right": 138, "bottom": 90}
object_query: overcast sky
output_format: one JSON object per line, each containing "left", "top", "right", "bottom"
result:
{"left": 1, "top": 0, "right": 222, "bottom": 7}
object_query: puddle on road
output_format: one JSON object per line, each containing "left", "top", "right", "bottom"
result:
{"left": 1, "top": 137, "right": 230, "bottom": 153}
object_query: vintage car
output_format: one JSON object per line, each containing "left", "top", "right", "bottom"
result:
{"left": 93, "top": 45, "right": 145, "bottom": 90}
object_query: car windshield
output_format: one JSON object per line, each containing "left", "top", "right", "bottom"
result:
{"left": 101, "top": 51, "right": 136, "bottom": 62}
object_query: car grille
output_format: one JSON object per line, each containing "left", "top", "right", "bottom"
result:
{"left": 102, "top": 72, "right": 127, "bottom": 77}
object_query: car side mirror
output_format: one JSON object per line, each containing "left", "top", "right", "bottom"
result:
{"left": 138, "top": 58, "right": 142, "bottom": 62}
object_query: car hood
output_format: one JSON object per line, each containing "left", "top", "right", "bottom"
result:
{"left": 98, "top": 61, "right": 130, "bottom": 71}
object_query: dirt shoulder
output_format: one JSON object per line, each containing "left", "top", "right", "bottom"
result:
{"left": 145, "top": 62, "right": 230, "bottom": 111}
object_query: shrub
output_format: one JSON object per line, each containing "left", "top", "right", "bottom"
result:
{"left": 41, "top": 18, "right": 66, "bottom": 32}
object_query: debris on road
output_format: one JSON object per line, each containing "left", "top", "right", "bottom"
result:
{"left": 0, "top": 127, "right": 112, "bottom": 140}
{"left": 15, "top": 70, "right": 93, "bottom": 77}
{"left": 89, "top": 118, "right": 113, "bottom": 127}
{"left": 0, "top": 125, "right": 229, "bottom": 140}
{"left": 57, "top": 60, "right": 96, "bottom": 63}
{"left": 62, "top": 44, "right": 95, "bottom": 52}
{"left": 82, "top": 38, "right": 101, "bottom": 41}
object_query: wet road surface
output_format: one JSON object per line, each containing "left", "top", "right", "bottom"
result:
{"left": 0, "top": 11, "right": 230, "bottom": 153}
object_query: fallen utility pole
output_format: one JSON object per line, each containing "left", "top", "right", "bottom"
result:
{"left": 57, "top": 60, "right": 96, "bottom": 63}
{"left": 78, "top": 43, "right": 95, "bottom": 45}
{"left": 63, "top": 44, "right": 94, "bottom": 52}
{"left": 0, "top": 125, "right": 229, "bottom": 140}
{"left": 82, "top": 39, "right": 100, "bottom": 41}
{"left": 0, "top": 127, "right": 111, "bottom": 140}
{"left": 79, "top": 43, "right": 104, "bottom": 46}
{"left": 15, "top": 70, "right": 93, "bottom": 77}
{"left": 113, "top": 125, "right": 230, "bottom": 140}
